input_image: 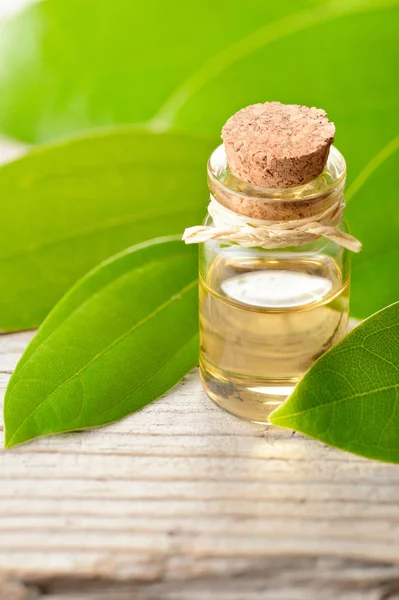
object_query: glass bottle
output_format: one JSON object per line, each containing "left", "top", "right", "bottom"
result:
{"left": 198, "top": 144, "right": 351, "bottom": 423}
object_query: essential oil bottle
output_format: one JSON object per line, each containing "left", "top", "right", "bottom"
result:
{"left": 184, "top": 102, "right": 361, "bottom": 423}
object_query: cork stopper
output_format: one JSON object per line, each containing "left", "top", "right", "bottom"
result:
{"left": 222, "top": 102, "right": 335, "bottom": 189}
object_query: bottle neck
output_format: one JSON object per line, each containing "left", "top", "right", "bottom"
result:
{"left": 182, "top": 144, "right": 361, "bottom": 253}
{"left": 208, "top": 175, "right": 345, "bottom": 222}
{"left": 207, "top": 144, "right": 347, "bottom": 222}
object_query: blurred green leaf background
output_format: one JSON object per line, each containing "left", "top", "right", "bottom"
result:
{"left": 0, "top": 0, "right": 398, "bottom": 328}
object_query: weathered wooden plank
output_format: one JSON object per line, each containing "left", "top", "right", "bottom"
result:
{"left": 2, "top": 557, "right": 399, "bottom": 600}
{"left": 1, "top": 324, "right": 399, "bottom": 598}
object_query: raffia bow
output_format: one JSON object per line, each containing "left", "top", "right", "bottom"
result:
{"left": 183, "top": 196, "right": 361, "bottom": 252}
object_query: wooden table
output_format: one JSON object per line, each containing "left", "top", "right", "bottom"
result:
{"left": 1, "top": 329, "right": 399, "bottom": 600}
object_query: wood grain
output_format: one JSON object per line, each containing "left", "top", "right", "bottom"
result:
{"left": 1, "top": 330, "right": 399, "bottom": 599}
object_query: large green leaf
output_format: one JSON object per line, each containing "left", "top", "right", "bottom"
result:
{"left": 0, "top": 129, "right": 213, "bottom": 331}
{"left": 269, "top": 302, "right": 399, "bottom": 463}
{"left": 0, "top": 125, "right": 396, "bottom": 331}
{"left": 4, "top": 237, "right": 199, "bottom": 448}
{"left": 346, "top": 135, "right": 399, "bottom": 319}
{"left": 161, "top": 0, "right": 399, "bottom": 185}
{"left": 0, "top": 0, "right": 397, "bottom": 185}
{"left": 0, "top": 0, "right": 306, "bottom": 143}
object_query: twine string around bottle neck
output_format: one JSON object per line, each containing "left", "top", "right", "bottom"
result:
{"left": 183, "top": 195, "right": 362, "bottom": 252}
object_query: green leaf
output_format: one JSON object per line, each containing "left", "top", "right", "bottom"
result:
{"left": 161, "top": 0, "right": 399, "bottom": 186}
{"left": 0, "top": 0, "right": 310, "bottom": 143}
{"left": 0, "top": 129, "right": 213, "bottom": 331}
{"left": 346, "top": 135, "right": 399, "bottom": 319}
{"left": 269, "top": 302, "right": 399, "bottom": 463}
{"left": 4, "top": 237, "right": 199, "bottom": 448}
{"left": 0, "top": 0, "right": 396, "bottom": 184}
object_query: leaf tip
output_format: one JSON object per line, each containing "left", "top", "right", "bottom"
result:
{"left": 4, "top": 432, "right": 14, "bottom": 449}
{"left": 4, "top": 421, "right": 20, "bottom": 449}
{"left": 268, "top": 411, "right": 281, "bottom": 426}
{"left": 4, "top": 432, "right": 28, "bottom": 450}
{"left": 268, "top": 403, "right": 293, "bottom": 428}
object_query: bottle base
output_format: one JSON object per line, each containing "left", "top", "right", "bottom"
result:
{"left": 200, "top": 358, "right": 298, "bottom": 424}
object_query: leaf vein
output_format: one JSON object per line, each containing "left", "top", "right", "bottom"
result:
{"left": 273, "top": 383, "right": 399, "bottom": 422}
{"left": 92, "top": 334, "right": 198, "bottom": 423}
{"left": 6, "top": 278, "right": 198, "bottom": 447}
{"left": 150, "top": 0, "right": 399, "bottom": 129}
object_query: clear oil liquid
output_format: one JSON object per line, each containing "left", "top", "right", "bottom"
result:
{"left": 199, "top": 254, "right": 349, "bottom": 423}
